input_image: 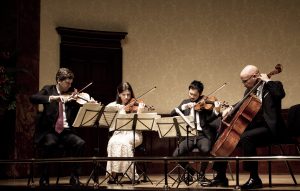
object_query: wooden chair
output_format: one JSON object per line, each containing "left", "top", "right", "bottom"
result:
{"left": 267, "top": 104, "right": 300, "bottom": 186}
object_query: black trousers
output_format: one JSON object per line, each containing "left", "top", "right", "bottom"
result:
{"left": 213, "top": 124, "right": 272, "bottom": 176}
{"left": 173, "top": 131, "right": 212, "bottom": 175}
{"left": 39, "top": 129, "right": 86, "bottom": 177}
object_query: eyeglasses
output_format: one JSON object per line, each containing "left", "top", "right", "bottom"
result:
{"left": 241, "top": 75, "right": 254, "bottom": 84}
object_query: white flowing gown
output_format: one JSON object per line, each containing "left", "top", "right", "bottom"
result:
{"left": 106, "top": 101, "right": 143, "bottom": 179}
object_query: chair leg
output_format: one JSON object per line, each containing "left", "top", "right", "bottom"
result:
{"left": 279, "top": 145, "right": 298, "bottom": 185}
{"left": 268, "top": 145, "right": 272, "bottom": 187}
{"left": 56, "top": 163, "right": 62, "bottom": 185}
{"left": 27, "top": 162, "right": 35, "bottom": 187}
{"left": 295, "top": 143, "right": 300, "bottom": 155}
{"left": 136, "top": 162, "right": 153, "bottom": 184}
{"left": 227, "top": 162, "right": 234, "bottom": 181}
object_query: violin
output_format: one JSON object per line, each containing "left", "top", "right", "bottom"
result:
{"left": 124, "top": 98, "right": 155, "bottom": 113}
{"left": 194, "top": 95, "right": 229, "bottom": 111}
{"left": 123, "top": 86, "right": 156, "bottom": 113}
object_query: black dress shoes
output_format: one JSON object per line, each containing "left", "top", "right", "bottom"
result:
{"left": 183, "top": 173, "right": 194, "bottom": 184}
{"left": 70, "top": 175, "right": 81, "bottom": 187}
{"left": 198, "top": 175, "right": 210, "bottom": 186}
{"left": 39, "top": 176, "right": 49, "bottom": 187}
{"left": 203, "top": 177, "right": 229, "bottom": 187}
{"left": 241, "top": 177, "right": 263, "bottom": 189}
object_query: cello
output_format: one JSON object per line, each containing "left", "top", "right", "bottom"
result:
{"left": 210, "top": 64, "right": 282, "bottom": 156}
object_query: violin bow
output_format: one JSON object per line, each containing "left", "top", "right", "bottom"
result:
{"left": 125, "top": 86, "right": 157, "bottom": 108}
{"left": 135, "top": 86, "right": 157, "bottom": 100}
{"left": 196, "top": 82, "right": 227, "bottom": 105}
{"left": 66, "top": 82, "right": 93, "bottom": 102}
{"left": 206, "top": 82, "right": 228, "bottom": 97}
{"left": 77, "top": 82, "right": 93, "bottom": 93}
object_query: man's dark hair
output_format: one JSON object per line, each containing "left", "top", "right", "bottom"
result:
{"left": 189, "top": 80, "right": 204, "bottom": 93}
{"left": 56, "top": 68, "right": 74, "bottom": 82}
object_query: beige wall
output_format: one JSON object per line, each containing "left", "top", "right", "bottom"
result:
{"left": 40, "top": 0, "right": 300, "bottom": 113}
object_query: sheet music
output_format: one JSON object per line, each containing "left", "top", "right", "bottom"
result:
{"left": 136, "top": 113, "right": 160, "bottom": 131}
{"left": 177, "top": 115, "right": 198, "bottom": 137}
{"left": 98, "top": 106, "right": 119, "bottom": 127}
{"left": 73, "top": 103, "right": 103, "bottom": 127}
{"left": 175, "top": 108, "right": 196, "bottom": 129}
{"left": 114, "top": 113, "right": 160, "bottom": 131}
{"left": 156, "top": 116, "right": 197, "bottom": 138}
{"left": 156, "top": 116, "right": 179, "bottom": 138}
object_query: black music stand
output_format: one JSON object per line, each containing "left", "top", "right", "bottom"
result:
{"left": 84, "top": 106, "right": 119, "bottom": 187}
{"left": 72, "top": 103, "right": 104, "bottom": 187}
{"left": 155, "top": 115, "right": 197, "bottom": 188}
{"left": 113, "top": 113, "right": 159, "bottom": 185}
{"left": 72, "top": 103, "right": 104, "bottom": 128}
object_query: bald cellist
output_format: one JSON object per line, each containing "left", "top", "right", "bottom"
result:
{"left": 205, "top": 65, "right": 286, "bottom": 189}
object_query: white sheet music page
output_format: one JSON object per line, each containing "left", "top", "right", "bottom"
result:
{"left": 73, "top": 103, "right": 102, "bottom": 127}
{"left": 98, "top": 106, "right": 119, "bottom": 127}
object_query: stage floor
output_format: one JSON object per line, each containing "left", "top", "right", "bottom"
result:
{"left": 0, "top": 173, "right": 299, "bottom": 190}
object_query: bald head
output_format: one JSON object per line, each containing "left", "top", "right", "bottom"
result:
{"left": 240, "top": 65, "right": 259, "bottom": 78}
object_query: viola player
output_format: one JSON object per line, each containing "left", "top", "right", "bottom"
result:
{"left": 206, "top": 65, "right": 286, "bottom": 189}
{"left": 170, "top": 80, "right": 221, "bottom": 185}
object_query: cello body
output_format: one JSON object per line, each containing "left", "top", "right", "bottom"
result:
{"left": 211, "top": 94, "right": 261, "bottom": 156}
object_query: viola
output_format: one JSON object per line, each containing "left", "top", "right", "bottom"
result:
{"left": 194, "top": 95, "right": 229, "bottom": 111}
{"left": 61, "top": 92, "right": 97, "bottom": 104}
{"left": 192, "top": 83, "right": 228, "bottom": 111}
{"left": 61, "top": 82, "right": 97, "bottom": 104}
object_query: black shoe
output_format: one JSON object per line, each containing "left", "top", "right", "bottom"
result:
{"left": 203, "top": 177, "right": 228, "bottom": 187}
{"left": 39, "top": 176, "right": 49, "bottom": 187}
{"left": 198, "top": 175, "right": 210, "bottom": 186}
{"left": 241, "top": 177, "right": 262, "bottom": 189}
{"left": 183, "top": 173, "right": 194, "bottom": 184}
{"left": 70, "top": 175, "right": 81, "bottom": 187}
{"left": 133, "top": 180, "right": 141, "bottom": 184}
{"left": 107, "top": 179, "right": 117, "bottom": 184}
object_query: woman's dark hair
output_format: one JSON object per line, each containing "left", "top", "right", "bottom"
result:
{"left": 188, "top": 80, "right": 204, "bottom": 93}
{"left": 56, "top": 68, "right": 74, "bottom": 82}
{"left": 116, "top": 82, "right": 135, "bottom": 104}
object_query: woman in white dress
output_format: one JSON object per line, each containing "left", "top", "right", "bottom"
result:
{"left": 106, "top": 82, "right": 145, "bottom": 184}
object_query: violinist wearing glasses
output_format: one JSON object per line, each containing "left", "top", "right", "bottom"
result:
{"left": 30, "top": 68, "right": 95, "bottom": 187}
{"left": 106, "top": 82, "right": 146, "bottom": 184}
{"left": 207, "top": 65, "right": 286, "bottom": 189}
{"left": 170, "top": 80, "right": 222, "bottom": 185}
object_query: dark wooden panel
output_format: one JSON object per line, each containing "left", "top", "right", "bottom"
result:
{"left": 60, "top": 44, "right": 121, "bottom": 104}
{"left": 57, "top": 27, "right": 127, "bottom": 105}
{"left": 0, "top": 0, "right": 40, "bottom": 178}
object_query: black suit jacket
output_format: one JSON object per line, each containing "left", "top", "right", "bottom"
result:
{"left": 170, "top": 97, "right": 220, "bottom": 142}
{"left": 245, "top": 81, "right": 286, "bottom": 140}
{"left": 30, "top": 85, "right": 81, "bottom": 143}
